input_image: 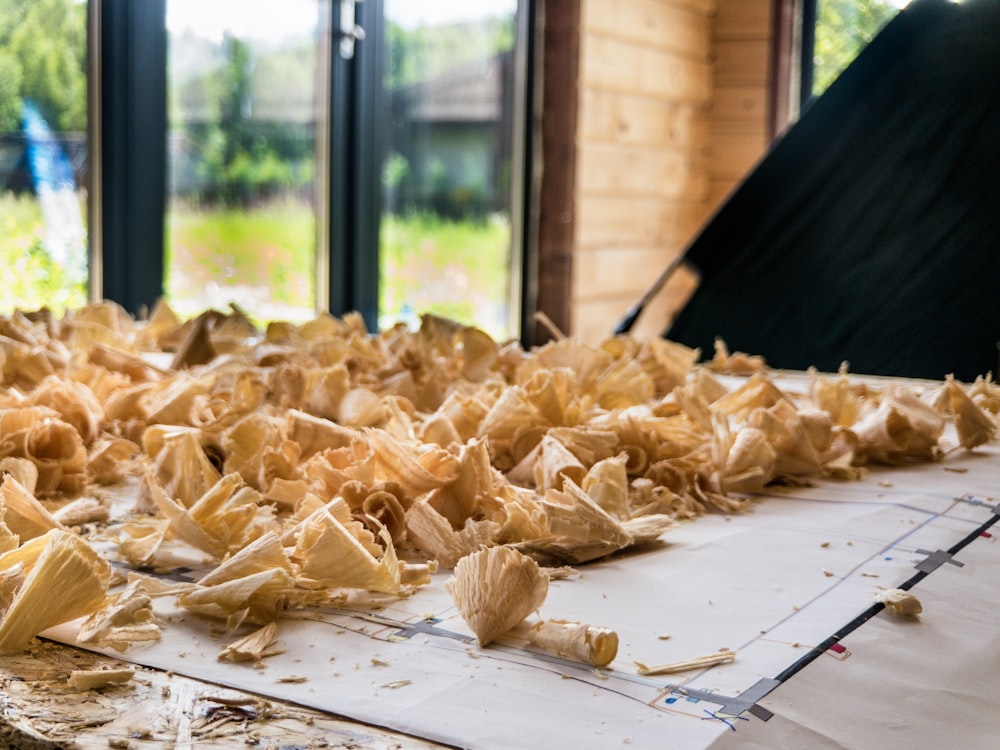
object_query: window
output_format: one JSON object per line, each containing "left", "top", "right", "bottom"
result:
{"left": 164, "top": 0, "right": 327, "bottom": 323}
{"left": 2, "top": 0, "right": 534, "bottom": 339}
{"left": 0, "top": 0, "right": 89, "bottom": 314}
{"left": 379, "top": 1, "right": 525, "bottom": 340}
{"left": 802, "top": 0, "right": 911, "bottom": 106}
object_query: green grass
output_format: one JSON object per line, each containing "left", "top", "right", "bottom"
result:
{"left": 379, "top": 211, "right": 511, "bottom": 337}
{"left": 166, "top": 198, "right": 316, "bottom": 320}
{"left": 0, "top": 192, "right": 88, "bottom": 315}
{"left": 169, "top": 202, "right": 512, "bottom": 336}
{"left": 2, "top": 194, "right": 512, "bottom": 336}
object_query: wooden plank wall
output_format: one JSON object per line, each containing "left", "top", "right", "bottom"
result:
{"left": 569, "top": 0, "right": 774, "bottom": 343}
{"left": 709, "top": 0, "right": 774, "bottom": 209}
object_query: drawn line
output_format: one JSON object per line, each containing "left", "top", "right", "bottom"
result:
{"left": 771, "top": 500, "right": 1000, "bottom": 687}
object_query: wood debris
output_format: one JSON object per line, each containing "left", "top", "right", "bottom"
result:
{"left": 875, "top": 588, "right": 923, "bottom": 617}
{"left": 525, "top": 618, "right": 619, "bottom": 667}
{"left": 0, "top": 301, "right": 991, "bottom": 659}
{"left": 77, "top": 579, "right": 162, "bottom": 651}
{"left": 219, "top": 621, "right": 279, "bottom": 662}
{"left": 446, "top": 546, "right": 548, "bottom": 645}
{"left": 0, "top": 529, "right": 110, "bottom": 653}
{"left": 67, "top": 668, "right": 135, "bottom": 691}
{"left": 634, "top": 650, "right": 736, "bottom": 675}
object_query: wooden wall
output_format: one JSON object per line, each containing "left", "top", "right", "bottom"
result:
{"left": 566, "top": 0, "right": 775, "bottom": 343}
{"left": 709, "top": 0, "right": 774, "bottom": 209}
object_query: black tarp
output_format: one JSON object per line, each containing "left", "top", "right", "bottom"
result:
{"left": 663, "top": 0, "right": 1000, "bottom": 381}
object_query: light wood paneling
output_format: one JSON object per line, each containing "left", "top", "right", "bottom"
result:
{"left": 710, "top": 130, "right": 768, "bottom": 180}
{"left": 570, "top": 0, "right": 717, "bottom": 341}
{"left": 574, "top": 195, "right": 707, "bottom": 250}
{"left": 579, "top": 34, "right": 712, "bottom": 102}
{"left": 708, "top": 0, "right": 774, "bottom": 211}
{"left": 711, "top": 86, "right": 768, "bottom": 124}
{"left": 563, "top": 0, "right": 775, "bottom": 342}
{"left": 580, "top": 91, "right": 709, "bottom": 151}
{"left": 577, "top": 142, "right": 710, "bottom": 199}
{"left": 712, "top": 39, "right": 771, "bottom": 87}
{"left": 583, "top": 0, "right": 712, "bottom": 59}
{"left": 572, "top": 265, "right": 698, "bottom": 342}
{"left": 669, "top": 0, "right": 715, "bottom": 14}
{"left": 714, "top": 1, "right": 774, "bottom": 38}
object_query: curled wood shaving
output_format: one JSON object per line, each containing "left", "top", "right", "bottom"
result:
{"left": 446, "top": 546, "right": 548, "bottom": 646}
{"left": 0, "top": 529, "right": 110, "bottom": 654}
{"left": 77, "top": 580, "right": 161, "bottom": 652}
{"left": 0, "top": 301, "right": 992, "bottom": 654}
{"left": 219, "top": 622, "right": 279, "bottom": 662}
{"left": 874, "top": 588, "right": 922, "bottom": 617}
{"left": 525, "top": 618, "right": 619, "bottom": 667}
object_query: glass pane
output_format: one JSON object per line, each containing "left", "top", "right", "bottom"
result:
{"left": 0, "top": 0, "right": 88, "bottom": 314}
{"left": 165, "top": 0, "right": 325, "bottom": 322}
{"left": 812, "top": 0, "right": 911, "bottom": 96}
{"left": 380, "top": 1, "right": 519, "bottom": 339}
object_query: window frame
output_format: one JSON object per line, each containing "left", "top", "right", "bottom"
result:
{"left": 88, "top": 0, "right": 538, "bottom": 340}
{"left": 92, "top": 0, "right": 168, "bottom": 313}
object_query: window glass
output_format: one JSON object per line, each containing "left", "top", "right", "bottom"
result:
{"left": 0, "top": 0, "right": 88, "bottom": 314}
{"left": 379, "top": 1, "right": 519, "bottom": 339}
{"left": 165, "top": 0, "right": 326, "bottom": 322}
{"left": 812, "top": 0, "right": 911, "bottom": 97}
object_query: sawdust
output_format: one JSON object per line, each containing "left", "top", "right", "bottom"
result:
{"left": 0, "top": 641, "right": 445, "bottom": 748}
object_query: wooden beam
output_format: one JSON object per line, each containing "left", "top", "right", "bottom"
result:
{"left": 533, "top": 0, "right": 581, "bottom": 344}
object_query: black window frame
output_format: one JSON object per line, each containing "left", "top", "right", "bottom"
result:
{"left": 90, "top": 0, "right": 536, "bottom": 340}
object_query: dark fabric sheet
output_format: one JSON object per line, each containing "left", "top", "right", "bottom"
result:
{"left": 665, "top": 0, "right": 1000, "bottom": 380}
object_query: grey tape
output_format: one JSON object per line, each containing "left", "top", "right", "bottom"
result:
{"left": 914, "top": 548, "right": 964, "bottom": 573}
{"left": 718, "top": 678, "right": 781, "bottom": 718}
{"left": 667, "top": 677, "right": 780, "bottom": 721}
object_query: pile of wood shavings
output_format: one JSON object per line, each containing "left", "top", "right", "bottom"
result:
{"left": 0, "top": 301, "right": 996, "bottom": 656}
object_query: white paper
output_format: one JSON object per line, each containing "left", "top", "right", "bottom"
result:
{"left": 46, "top": 438, "right": 1000, "bottom": 749}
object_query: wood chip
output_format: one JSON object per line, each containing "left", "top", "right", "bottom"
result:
{"left": 67, "top": 668, "right": 134, "bottom": 691}
{"left": 634, "top": 650, "right": 735, "bottom": 676}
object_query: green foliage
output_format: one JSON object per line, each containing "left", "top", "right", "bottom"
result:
{"left": 166, "top": 201, "right": 511, "bottom": 335}
{"left": 382, "top": 151, "right": 409, "bottom": 189}
{"left": 176, "top": 33, "right": 316, "bottom": 207}
{"left": 0, "top": 50, "right": 22, "bottom": 132}
{"left": 0, "top": 0, "right": 87, "bottom": 132}
{"left": 0, "top": 192, "right": 87, "bottom": 314}
{"left": 813, "top": 0, "right": 901, "bottom": 95}
{"left": 385, "top": 16, "right": 515, "bottom": 90}
{"left": 379, "top": 211, "right": 510, "bottom": 336}
{"left": 165, "top": 198, "right": 316, "bottom": 315}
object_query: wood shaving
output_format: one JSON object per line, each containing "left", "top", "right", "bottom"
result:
{"left": 380, "top": 679, "right": 412, "bottom": 689}
{"left": 219, "top": 622, "right": 279, "bottom": 662}
{"left": 0, "top": 302, "right": 991, "bottom": 657}
{"left": 446, "top": 546, "right": 548, "bottom": 645}
{"left": 634, "top": 650, "right": 736, "bottom": 675}
{"left": 525, "top": 618, "right": 619, "bottom": 667}
{"left": 874, "top": 588, "right": 922, "bottom": 617}
{"left": 67, "top": 668, "right": 134, "bottom": 691}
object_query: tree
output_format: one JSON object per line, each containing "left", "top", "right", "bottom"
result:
{"left": 0, "top": 49, "right": 22, "bottom": 132}
{"left": 385, "top": 15, "right": 515, "bottom": 91}
{"left": 0, "top": 0, "right": 87, "bottom": 133}
{"left": 813, "top": 0, "right": 902, "bottom": 95}
{"left": 179, "top": 33, "right": 312, "bottom": 207}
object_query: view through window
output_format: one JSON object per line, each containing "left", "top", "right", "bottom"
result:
{"left": 379, "top": 1, "right": 520, "bottom": 340}
{"left": 811, "top": 0, "right": 912, "bottom": 98}
{"left": 0, "top": 0, "right": 88, "bottom": 314}
{"left": 165, "top": 0, "right": 326, "bottom": 323}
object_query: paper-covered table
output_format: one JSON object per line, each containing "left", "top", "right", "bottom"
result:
{"left": 45, "top": 431, "right": 1000, "bottom": 749}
